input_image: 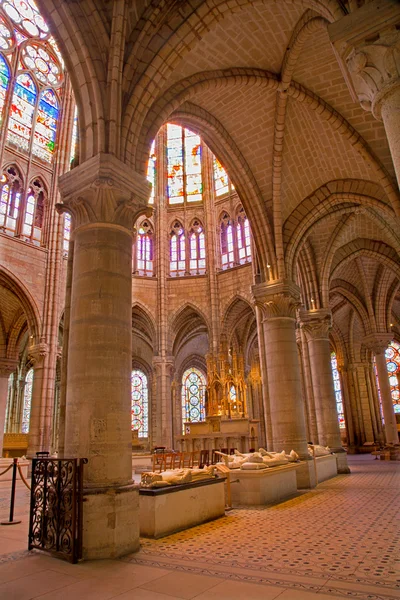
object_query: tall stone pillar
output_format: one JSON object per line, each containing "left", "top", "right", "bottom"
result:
{"left": 300, "top": 309, "right": 349, "bottom": 473}
{"left": 26, "top": 343, "right": 48, "bottom": 457}
{"left": 329, "top": 2, "right": 400, "bottom": 192}
{"left": 253, "top": 281, "right": 316, "bottom": 488}
{"left": 364, "top": 333, "right": 398, "bottom": 445}
{"left": 153, "top": 356, "right": 175, "bottom": 447}
{"left": 0, "top": 359, "right": 18, "bottom": 457}
{"left": 58, "top": 153, "right": 150, "bottom": 559}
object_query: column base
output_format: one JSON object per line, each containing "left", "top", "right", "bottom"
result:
{"left": 82, "top": 483, "right": 140, "bottom": 560}
{"left": 385, "top": 444, "right": 400, "bottom": 461}
{"left": 296, "top": 459, "right": 317, "bottom": 489}
{"left": 332, "top": 448, "right": 351, "bottom": 474}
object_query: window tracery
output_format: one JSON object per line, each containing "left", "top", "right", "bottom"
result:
{"left": 385, "top": 340, "right": 400, "bottom": 414}
{"left": 0, "top": 164, "right": 21, "bottom": 234}
{"left": 135, "top": 220, "right": 153, "bottom": 276}
{"left": 236, "top": 206, "right": 251, "bottom": 264}
{"left": 131, "top": 369, "right": 148, "bottom": 438}
{"left": 21, "top": 367, "right": 33, "bottom": 433}
{"left": 167, "top": 124, "right": 202, "bottom": 205}
{"left": 181, "top": 367, "right": 206, "bottom": 433}
{"left": 220, "top": 212, "right": 234, "bottom": 269}
{"left": 21, "top": 177, "right": 45, "bottom": 244}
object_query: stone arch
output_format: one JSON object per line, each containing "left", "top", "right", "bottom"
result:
{"left": 170, "top": 303, "right": 210, "bottom": 357}
{"left": 132, "top": 302, "right": 157, "bottom": 353}
{"left": 330, "top": 279, "right": 371, "bottom": 336}
{"left": 221, "top": 295, "right": 256, "bottom": 354}
{"left": 330, "top": 241, "right": 400, "bottom": 283}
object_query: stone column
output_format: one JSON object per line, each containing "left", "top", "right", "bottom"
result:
{"left": 253, "top": 281, "right": 316, "bottom": 488}
{"left": 0, "top": 359, "right": 18, "bottom": 457}
{"left": 57, "top": 153, "right": 150, "bottom": 559}
{"left": 300, "top": 309, "right": 349, "bottom": 473}
{"left": 364, "top": 333, "right": 398, "bottom": 445}
{"left": 26, "top": 343, "right": 48, "bottom": 457}
{"left": 153, "top": 356, "right": 175, "bottom": 448}
{"left": 329, "top": 2, "right": 400, "bottom": 192}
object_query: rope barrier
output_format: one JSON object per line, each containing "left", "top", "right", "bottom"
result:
{"left": 0, "top": 463, "right": 13, "bottom": 477}
{"left": 17, "top": 463, "right": 31, "bottom": 490}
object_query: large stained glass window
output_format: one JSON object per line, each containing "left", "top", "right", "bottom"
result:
{"left": 135, "top": 220, "right": 153, "bottom": 276}
{"left": 147, "top": 140, "right": 156, "bottom": 204}
{"left": 63, "top": 212, "right": 71, "bottom": 256}
{"left": 331, "top": 352, "right": 345, "bottom": 429}
{"left": 182, "top": 367, "right": 206, "bottom": 433}
{"left": 384, "top": 340, "right": 400, "bottom": 414}
{"left": 0, "top": 165, "right": 21, "bottom": 235}
{"left": 167, "top": 124, "right": 202, "bottom": 205}
{"left": 170, "top": 221, "right": 185, "bottom": 276}
{"left": 237, "top": 207, "right": 251, "bottom": 264}
{"left": 21, "top": 367, "right": 33, "bottom": 433}
{"left": 131, "top": 369, "right": 148, "bottom": 437}
{"left": 213, "top": 157, "right": 229, "bottom": 196}
{"left": 189, "top": 219, "right": 206, "bottom": 275}
{"left": 0, "top": 0, "right": 64, "bottom": 163}
{"left": 220, "top": 213, "right": 234, "bottom": 269}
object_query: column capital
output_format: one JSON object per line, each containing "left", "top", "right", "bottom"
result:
{"left": 252, "top": 280, "right": 301, "bottom": 319}
{"left": 0, "top": 358, "right": 18, "bottom": 378}
{"left": 299, "top": 308, "right": 332, "bottom": 342}
{"left": 57, "top": 153, "right": 152, "bottom": 231}
{"left": 328, "top": 1, "right": 400, "bottom": 118}
{"left": 152, "top": 356, "right": 175, "bottom": 377}
{"left": 28, "top": 342, "right": 48, "bottom": 366}
{"left": 363, "top": 332, "right": 392, "bottom": 355}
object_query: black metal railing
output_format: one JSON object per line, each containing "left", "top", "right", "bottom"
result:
{"left": 28, "top": 457, "right": 87, "bottom": 563}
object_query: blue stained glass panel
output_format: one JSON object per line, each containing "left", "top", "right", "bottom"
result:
{"left": 7, "top": 73, "right": 36, "bottom": 151}
{"left": 33, "top": 89, "right": 58, "bottom": 162}
{"left": 0, "top": 53, "right": 10, "bottom": 124}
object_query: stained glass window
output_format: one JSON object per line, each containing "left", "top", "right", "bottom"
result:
{"left": 131, "top": 369, "right": 148, "bottom": 437}
{"left": 0, "top": 52, "right": 10, "bottom": 123}
{"left": 170, "top": 221, "right": 185, "bottom": 276}
{"left": 136, "top": 220, "right": 153, "bottom": 276}
{"left": 189, "top": 220, "right": 206, "bottom": 275}
{"left": 167, "top": 124, "right": 202, "bottom": 205}
{"left": 221, "top": 213, "right": 234, "bottom": 269}
{"left": 182, "top": 367, "right": 206, "bottom": 433}
{"left": 385, "top": 341, "right": 400, "bottom": 414}
{"left": 7, "top": 72, "right": 36, "bottom": 151}
{"left": 237, "top": 207, "right": 251, "bottom": 264}
{"left": 147, "top": 140, "right": 156, "bottom": 204}
{"left": 70, "top": 104, "right": 78, "bottom": 165}
{"left": 229, "top": 385, "right": 238, "bottom": 411}
{"left": 331, "top": 352, "right": 345, "bottom": 429}
{"left": 33, "top": 89, "right": 59, "bottom": 162}
{"left": 0, "top": 165, "right": 21, "bottom": 235}
{"left": 21, "top": 367, "right": 33, "bottom": 433}
{"left": 213, "top": 157, "right": 229, "bottom": 196}
{"left": 22, "top": 178, "right": 44, "bottom": 244}
{"left": 63, "top": 212, "right": 71, "bottom": 256}
{"left": 3, "top": 1, "right": 50, "bottom": 39}
{"left": 5, "top": 372, "right": 14, "bottom": 432}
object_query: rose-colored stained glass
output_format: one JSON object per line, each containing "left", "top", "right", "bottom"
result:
{"left": 7, "top": 72, "right": 36, "bottom": 150}
{"left": 0, "top": 52, "right": 10, "bottom": 123}
{"left": 131, "top": 369, "right": 148, "bottom": 437}
{"left": 331, "top": 352, "right": 345, "bottom": 429}
{"left": 32, "top": 88, "right": 58, "bottom": 162}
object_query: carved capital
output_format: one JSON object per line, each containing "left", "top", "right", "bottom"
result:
{"left": 0, "top": 358, "right": 18, "bottom": 378}
{"left": 28, "top": 342, "right": 48, "bottom": 365}
{"left": 57, "top": 153, "right": 152, "bottom": 231}
{"left": 328, "top": 1, "right": 400, "bottom": 117}
{"left": 152, "top": 356, "right": 175, "bottom": 378}
{"left": 252, "top": 280, "right": 301, "bottom": 319}
{"left": 363, "top": 332, "right": 392, "bottom": 355}
{"left": 299, "top": 309, "right": 332, "bottom": 342}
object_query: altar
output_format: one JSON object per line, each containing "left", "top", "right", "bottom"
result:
{"left": 176, "top": 416, "right": 259, "bottom": 453}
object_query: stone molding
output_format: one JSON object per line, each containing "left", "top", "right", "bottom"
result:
{"left": 28, "top": 343, "right": 48, "bottom": 366}
{"left": 57, "top": 153, "right": 152, "bottom": 230}
{"left": 0, "top": 358, "right": 18, "bottom": 378}
{"left": 328, "top": 1, "right": 400, "bottom": 116}
{"left": 252, "top": 280, "right": 301, "bottom": 319}
{"left": 299, "top": 309, "right": 333, "bottom": 342}
{"left": 152, "top": 356, "right": 175, "bottom": 378}
{"left": 363, "top": 332, "right": 392, "bottom": 355}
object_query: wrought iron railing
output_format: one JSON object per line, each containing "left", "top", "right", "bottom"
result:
{"left": 28, "top": 457, "right": 87, "bottom": 563}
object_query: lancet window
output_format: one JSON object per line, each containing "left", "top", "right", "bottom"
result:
{"left": 181, "top": 367, "right": 206, "bottom": 433}
{"left": 21, "top": 367, "right": 33, "bottom": 433}
{"left": 21, "top": 178, "right": 45, "bottom": 244}
{"left": 167, "top": 124, "right": 202, "bottom": 205}
{"left": 384, "top": 340, "right": 400, "bottom": 413}
{"left": 0, "top": 165, "right": 21, "bottom": 234}
{"left": 236, "top": 206, "right": 251, "bottom": 264}
{"left": 213, "top": 157, "right": 234, "bottom": 197}
{"left": 330, "top": 352, "right": 345, "bottom": 429}
{"left": 135, "top": 220, "right": 153, "bottom": 276}
{"left": 170, "top": 221, "right": 185, "bottom": 277}
{"left": 189, "top": 220, "right": 206, "bottom": 275}
{"left": 147, "top": 140, "right": 156, "bottom": 204}
{"left": 220, "top": 213, "right": 235, "bottom": 269}
{"left": 131, "top": 369, "right": 148, "bottom": 438}
{"left": 63, "top": 212, "right": 71, "bottom": 256}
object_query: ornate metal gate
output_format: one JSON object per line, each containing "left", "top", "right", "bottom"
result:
{"left": 28, "top": 457, "right": 87, "bottom": 563}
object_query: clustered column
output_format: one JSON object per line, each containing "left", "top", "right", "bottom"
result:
{"left": 58, "top": 154, "right": 150, "bottom": 559}
{"left": 0, "top": 358, "right": 18, "bottom": 457}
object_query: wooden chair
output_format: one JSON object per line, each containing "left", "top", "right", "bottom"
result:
{"left": 152, "top": 452, "right": 165, "bottom": 473}
{"left": 199, "top": 449, "right": 210, "bottom": 468}
{"left": 220, "top": 447, "right": 228, "bottom": 455}
{"left": 181, "top": 452, "right": 193, "bottom": 468}
{"left": 192, "top": 450, "right": 200, "bottom": 467}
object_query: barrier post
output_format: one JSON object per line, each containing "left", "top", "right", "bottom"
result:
{"left": 1, "top": 458, "right": 22, "bottom": 525}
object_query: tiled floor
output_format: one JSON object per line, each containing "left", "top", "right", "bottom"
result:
{"left": 0, "top": 455, "right": 399, "bottom": 599}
